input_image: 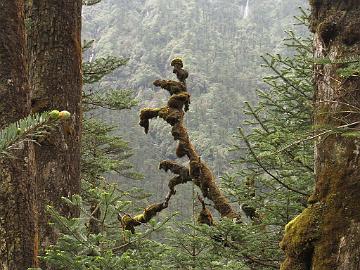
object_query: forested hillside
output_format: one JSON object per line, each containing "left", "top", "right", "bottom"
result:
{"left": 82, "top": 0, "right": 307, "bottom": 212}
{"left": 3, "top": 0, "right": 360, "bottom": 269}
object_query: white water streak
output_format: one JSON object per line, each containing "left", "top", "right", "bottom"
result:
{"left": 243, "top": 0, "right": 249, "bottom": 18}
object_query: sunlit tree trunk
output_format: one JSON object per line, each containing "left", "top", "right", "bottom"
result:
{"left": 27, "top": 0, "right": 82, "bottom": 257}
{"left": 0, "top": 1, "right": 39, "bottom": 268}
{"left": 281, "top": 1, "right": 360, "bottom": 269}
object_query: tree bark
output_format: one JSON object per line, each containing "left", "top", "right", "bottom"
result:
{"left": 0, "top": 1, "right": 39, "bottom": 269}
{"left": 281, "top": 1, "right": 360, "bottom": 269}
{"left": 27, "top": 0, "right": 82, "bottom": 256}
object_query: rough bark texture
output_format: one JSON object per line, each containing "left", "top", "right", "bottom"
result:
{"left": 281, "top": 1, "right": 360, "bottom": 269}
{"left": 27, "top": 0, "right": 82, "bottom": 258}
{"left": 0, "top": 1, "right": 30, "bottom": 127}
{"left": 0, "top": 1, "right": 39, "bottom": 269}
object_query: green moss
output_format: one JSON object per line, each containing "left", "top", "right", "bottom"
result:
{"left": 197, "top": 208, "right": 213, "bottom": 226}
{"left": 282, "top": 205, "right": 322, "bottom": 254}
{"left": 280, "top": 204, "right": 323, "bottom": 270}
{"left": 139, "top": 108, "right": 161, "bottom": 133}
{"left": 334, "top": 142, "right": 346, "bottom": 163}
{"left": 158, "top": 107, "right": 169, "bottom": 119}
{"left": 167, "top": 92, "right": 190, "bottom": 110}
{"left": 121, "top": 203, "right": 165, "bottom": 233}
{"left": 171, "top": 58, "right": 183, "bottom": 68}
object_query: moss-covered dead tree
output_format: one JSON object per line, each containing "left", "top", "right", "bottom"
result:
{"left": 27, "top": 0, "right": 83, "bottom": 259}
{"left": 281, "top": 1, "right": 360, "bottom": 269}
{"left": 121, "top": 59, "right": 238, "bottom": 231}
{"left": 0, "top": 1, "right": 38, "bottom": 268}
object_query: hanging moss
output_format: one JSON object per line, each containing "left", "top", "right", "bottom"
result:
{"left": 171, "top": 58, "right": 183, "bottom": 68}
{"left": 197, "top": 195, "right": 214, "bottom": 226}
{"left": 139, "top": 108, "right": 161, "bottom": 134}
{"left": 160, "top": 107, "right": 184, "bottom": 126}
{"left": 159, "top": 160, "right": 192, "bottom": 194}
{"left": 171, "top": 123, "right": 187, "bottom": 140}
{"left": 126, "top": 59, "right": 239, "bottom": 234}
{"left": 175, "top": 141, "right": 188, "bottom": 158}
{"left": 171, "top": 58, "right": 189, "bottom": 84}
{"left": 153, "top": 79, "right": 186, "bottom": 95}
{"left": 159, "top": 160, "right": 189, "bottom": 178}
{"left": 168, "top": 92, "right": 190, "bottom": 111}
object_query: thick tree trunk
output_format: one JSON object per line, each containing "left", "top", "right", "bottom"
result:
{"left": 27, "top": 0, "right": 82, "bottom": 255}
{"left": 281, "top": 1, "right": 360, "bottom": 269}
{"left": 0, "top": 1, "right": 39, "bottom": 269}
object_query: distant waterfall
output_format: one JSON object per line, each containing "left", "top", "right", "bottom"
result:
{"left": 243, "top": 0, "right": 249, "bottom": 18}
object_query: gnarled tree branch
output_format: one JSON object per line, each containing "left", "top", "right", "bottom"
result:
{"left": 121, "top": 59, "right": 239, "bottom": 233}
{"left": 140, "top": 59, "right": 239, "bottom": 219}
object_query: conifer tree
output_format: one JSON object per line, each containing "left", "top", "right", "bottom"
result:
{"left": 215, "top": 11, "right": 314, "bottom": 269}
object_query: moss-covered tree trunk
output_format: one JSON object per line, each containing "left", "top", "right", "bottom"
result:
{"left": 27, "top": 0, "right": 82, "bottom": 257}
{"left": 281, "top": 1, "right": 360, "bottom": 269}
{"left": 0, "top": 1, "right": 39, "bottom": 268}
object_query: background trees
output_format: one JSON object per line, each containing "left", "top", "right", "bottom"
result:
{"left": 81, "top": 0, "right": 308, "bottom": 217}
{"left": 41, "top": 3, "right": 316, "bottom": 269}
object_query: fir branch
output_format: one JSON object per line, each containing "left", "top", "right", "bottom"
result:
{"left": 0, "top": 112, "right": 62, "bottom": 159}
{"left": 238, "top": 127, "right": 309, "bottom": 196}
{"left": 82, "top": 0, "right": 102, "bottom": 6}
{"left": 83, "top": 56, "right": 128, "bottom": 84}
{"left": 261, "top": 55, "right": 311, "bottom": 99}
{"left": 276, "top": 121, "right": 360, "bottom": 154}
{"left": 83, "top": 89, "right": 137, "bottom": 110}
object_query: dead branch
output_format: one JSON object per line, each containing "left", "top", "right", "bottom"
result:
{"left": 141, "top": 59, "right": 239, "bottom": 220}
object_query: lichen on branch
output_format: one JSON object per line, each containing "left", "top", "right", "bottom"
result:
{"left": 197, "top": 194, "right": 214, "bottom": 226}
{"left": 122, "top": 59, "right": 239, "bottom": 233}
{"left": 119, "top": 203, "right": 168, "bottom": 234}
{"left": 145, "top": 59, "right": 238, "bottom": 217}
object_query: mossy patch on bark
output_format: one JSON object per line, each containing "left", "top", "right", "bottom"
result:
{"left": 280, "top": 204, "right": 323, "bottom": 270}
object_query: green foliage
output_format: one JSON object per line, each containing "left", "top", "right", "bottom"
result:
{"left": 337, "top": 60, "right": 360, "bottom": 79}
{"left": 83, "top": 89, "right": 137, "bottom": 111}
{"left": 81, "top": 118, "right": 142, "bottom": 182}
{"left": 159, "top": 221, "right": 251, "bottom": 270}
{"left": 217, "top": 10, "right": 315, "bottom": 269}
{"left": 41, "top": 14, "right": 152, "bottom": 268}
{"left": 81, "top": 37, "right": 140, "bottom": 184}
{"left": 82, "top": 0, "right": 102, "bottom": 7}
{"left": 314, "top": 55, "right": 360, "bottom": 79}
{"left": 42, "top": 187, "right": 174, "bottom": 270}
{"left": 83, "top": 56, "right": 128, "bottom": 84}
{"left": 0, "top": 111, "right": 60, "bottom": 159}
